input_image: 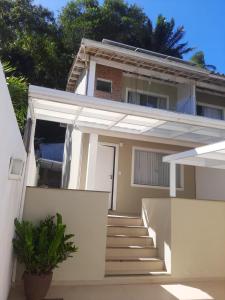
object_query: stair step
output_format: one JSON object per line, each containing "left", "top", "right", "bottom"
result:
{"left": 107, "top": 225, "right": 148, "bottom": 236}
{"left": 105, "top": 258, "right": 164, "bottom": 275}
{"left": 107, "top": 236, "right": 153, "bottom": 247}
{"left": 108, "top": 215, "right": 143, "bottom": 226}
{"left": 106, "top": 246, "right": 157, "bottom": 259}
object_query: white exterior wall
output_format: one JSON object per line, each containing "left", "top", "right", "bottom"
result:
{"left": 75, "top": 69, "right": 87, "bottom": 95}
{"left": 0, "top": 63, "right": 27, "bottom": 300}
{"left": 196, "top": 167, "right": 225, "bottom": 201}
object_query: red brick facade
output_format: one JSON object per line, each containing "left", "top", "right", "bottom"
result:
{"left": 94, "top": 64, "right": 123, "bottom": 101}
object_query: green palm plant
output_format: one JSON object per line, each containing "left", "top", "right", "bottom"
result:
{"left": 13, "top": 213, "right": 78, "bottom": 275}
{"left": 148, "top": 15, "right": 193, "bottom": 58}
{"left": 190, "top": 51, "right": 216, "bottom": 71}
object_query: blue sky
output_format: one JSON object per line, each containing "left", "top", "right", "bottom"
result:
{"left": 34, "top": 0, "right": 225, "bottom": 73}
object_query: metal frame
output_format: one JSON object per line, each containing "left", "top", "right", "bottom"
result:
{"left": 29, "top": 85, "right": 225, "bottom": 145}
{"left": 163, "top": 140, "right": 225, "bottom": 197}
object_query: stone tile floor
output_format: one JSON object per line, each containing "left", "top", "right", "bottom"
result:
{"left": 8, "top": 280, "right": 225, "bottom": 300}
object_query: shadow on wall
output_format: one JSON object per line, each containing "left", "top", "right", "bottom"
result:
{"left": 142, "top": 198, "right": 171, "bottom": 273}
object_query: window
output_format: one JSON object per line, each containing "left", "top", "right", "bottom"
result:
{"left": 96, "top": 79, "right": 112, "bottom": 93}
{"left": 197, "top": 104, "right": 224, "bottom": 120}
{"left": 127, "top": 90, "right": 168, "bottom": 109}
{"left": 132, "top": 148, "right": 182, "bottom": 188}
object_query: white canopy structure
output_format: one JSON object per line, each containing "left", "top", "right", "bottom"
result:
{"left": 29, "top": 85, "right": 225, "bottom": 146}
{"left": 163, "top": 141, "right": 225, "bottom": 197}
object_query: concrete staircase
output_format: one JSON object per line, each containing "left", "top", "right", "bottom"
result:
{"left": 105, "top": 215, "right": 165, "bottom": 276}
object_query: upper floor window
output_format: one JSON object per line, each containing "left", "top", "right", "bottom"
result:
{"left": 127, "top": 89, "right": 168, "bottom": 109}
{"left": 96, "top": 78, "right": 112, "bottom": 93}
{"left": 197, "top": 103, "right": 224, "bottom": 120}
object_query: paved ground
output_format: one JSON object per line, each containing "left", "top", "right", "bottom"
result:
{"left": 8, "top": 280, "right": 225, "bottom": 300}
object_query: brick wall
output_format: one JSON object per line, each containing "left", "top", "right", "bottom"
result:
{"left": 94, "top": 64, "right": 123, "bottom": 101}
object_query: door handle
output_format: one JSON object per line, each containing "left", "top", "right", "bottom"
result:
{"left": 109, "top": 175, "right": 113, "bottom": 180}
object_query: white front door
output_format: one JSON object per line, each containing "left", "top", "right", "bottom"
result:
{"left": 95, "top": 144, "right": 115, "bottom": 209}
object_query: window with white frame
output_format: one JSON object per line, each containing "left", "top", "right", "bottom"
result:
{"left": 132, "top": 148, "right": 182, "bottom": 188}
{"left": 197, "top": 103, "right": 224, "bottom": 120}
{"left": 127, "top": 90, "right": 168, "bottom": 109}
{"left": 96, "top": 79, "right": 112, "bottom": 93}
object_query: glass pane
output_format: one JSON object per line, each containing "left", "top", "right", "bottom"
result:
{"left": 127, "top": 91, "right": 139, "bottom": 104}
{"left": 197, "top": 105, "right": 223, "bottom": 120}
{"left": 96, "top": 80, "right": 111, "bottom": 93}
{"left": 134, "top": 149, "right": 181, "bottom": 187}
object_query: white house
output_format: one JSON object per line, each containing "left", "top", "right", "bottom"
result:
{"left": 8, "top": 39, "right": 225, "bottom": 299}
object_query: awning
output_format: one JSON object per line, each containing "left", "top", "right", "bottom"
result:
{"left": 163, "top": 140, "right": 225, "bottom": 197}
{"left": 29, "top": 85, "right": 225, "bottom": 145}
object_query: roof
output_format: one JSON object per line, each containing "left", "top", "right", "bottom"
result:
{"left": 29, "top": 85, "right": 225, "bottom": 147}
{"left": 66, "top": 38, "right": 225, "bottom": 93}
{"left": 163, "top": 140, "right": 225, "bottom": 170}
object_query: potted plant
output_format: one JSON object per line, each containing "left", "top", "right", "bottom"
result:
{"left": 13, "top": 213, "right": 78, "bottom": 300}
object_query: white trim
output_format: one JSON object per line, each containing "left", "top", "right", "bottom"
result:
{"left": 69, "top": 128, "right": 83, "bottom": 189}
{"left": 29, "top": 85, "right": 225, "bottom": 131}
{"left": 170, "top": 162, "right": 176, "bottom": 197}
{"left": 125, "top": 88, "right": 169, "bottom": 109}
{"left": 96, "top": 78, "right": 112, "bottom": 93}
{"left": 99, "top": 142, "right": 119, "bottom": 210}
{"left": 87, "top": 60, "right": 96, "bottom": 96}
{"left": 85, "top": 133, "right": 98, "bottom": 189}
{"left": 197, "top": 101, "right": 225, "bottom": 120}
{"left": 131, "top": 146, "right": 184, "bottom": 190}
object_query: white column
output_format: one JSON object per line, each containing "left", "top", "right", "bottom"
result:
{"left": 26, "top": 116, "right": 37, "bottom": 186}
{"left": 170, "top": 162, "right": 176, "bottom": 197}
{"left": 68, "top": 128, "right": 83, "bottom": 189}
{"left": 87, "top": 60, "right": 96, "bottom": 96}
{"left": 85, "top": 133, "right": 98, "bottom": 190}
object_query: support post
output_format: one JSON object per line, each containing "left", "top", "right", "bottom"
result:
{"left": 85, "top": 133, "right": 98, "bottom": 190}
{"left": 87, "top": 60, "right": 96, "bottom": 96}
{"left": 170, "top": 162, "right": 176, "bottom": 197}
{"left": 68, "top": 127, "right": 83, "bottom": 189}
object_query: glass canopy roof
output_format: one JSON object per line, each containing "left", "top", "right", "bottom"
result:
{"left": 163, "top": 140, "right": 225, "bottom": 170}
{"left": 29, "top": 85, "right": 225, "bottom": 145}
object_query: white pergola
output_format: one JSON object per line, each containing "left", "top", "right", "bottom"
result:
{"left": 29, "top": 85, "right": 225, "bottom": 145}
{"left": 28, "top": 85, "right": 225, "bottom": 191}
{"left": 163, "top": 141, "right": 225, "bottom": 197}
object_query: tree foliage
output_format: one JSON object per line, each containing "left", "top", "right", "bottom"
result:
{"left": 59, "top": 1, "right": 192, "bottom": 58}
{"left": 3, "top": 62, "right": 28, "bottom": 131}
{"left": 190, "top": 51, "right": 216, "bottom": 71}
{"left": 13, "top": 213, "right": 78, "bottom": 274}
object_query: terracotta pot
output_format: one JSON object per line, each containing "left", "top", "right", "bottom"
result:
{"left": 23, "top": 271, "right": 53, "bottom": 300}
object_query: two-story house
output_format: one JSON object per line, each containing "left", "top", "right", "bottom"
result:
{"left": 27, "top": 38, "right": 225, "bottom": 214}
{"left": 15, "top": 38, "right": 225, "bottom": 281}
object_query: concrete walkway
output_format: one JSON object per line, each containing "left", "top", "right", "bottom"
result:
{"left": 9, "top": 280, "right": 225, "bottom": 300}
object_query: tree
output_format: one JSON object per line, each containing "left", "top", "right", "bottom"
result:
{"left": 3, "top": 62, "right": 28, "bottom": 131}
{"left": 149, "top": 15, "right": 193, "bottom": 58}
{"left": 59, "top": 1, "right": 192, "bottom": 59}
{"left": 0, "top": 0, "right": 69, "bottom": 89}
{"left": 190, "top": 51, "right": 216, "bottom": 71}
